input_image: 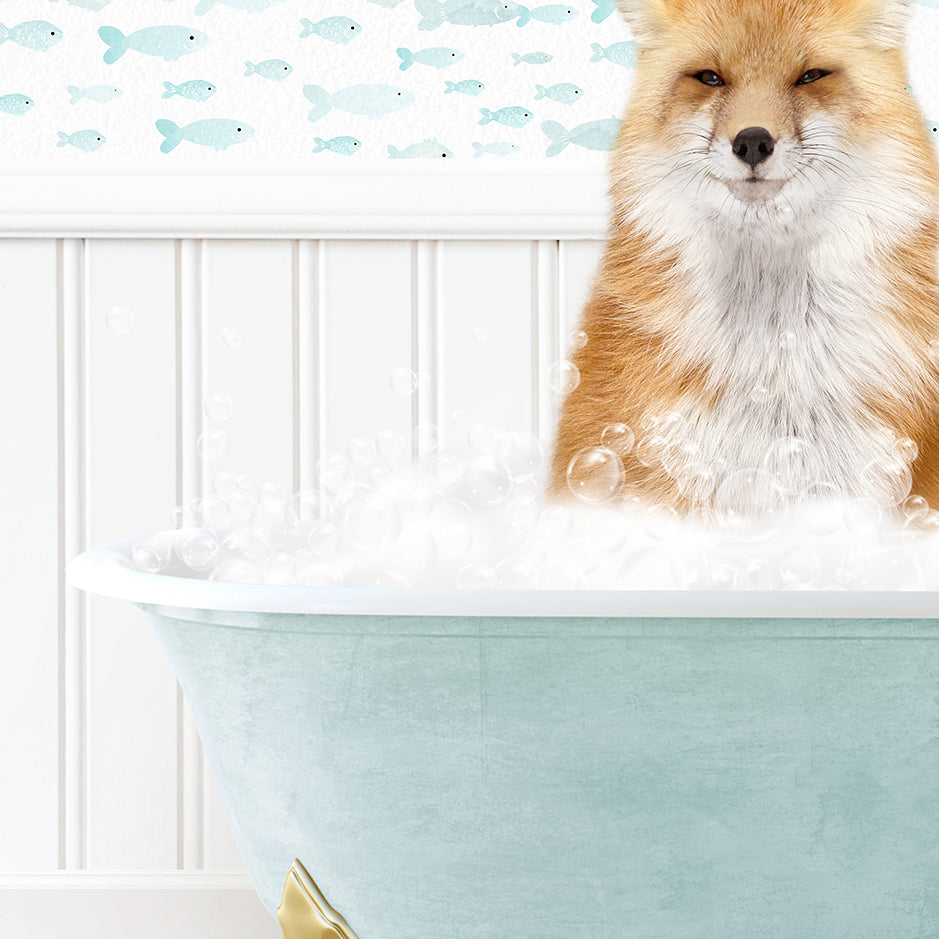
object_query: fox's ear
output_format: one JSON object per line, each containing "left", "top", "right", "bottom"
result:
{"left": 616, "top": 0, "right": 665, "bottom": 44}
{"left": 865, "top": 0, "right": 912, "bottom": 48}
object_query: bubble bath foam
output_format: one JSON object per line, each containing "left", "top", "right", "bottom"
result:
{"left": 70, "top": 537, "right": 939, "bottom": 938}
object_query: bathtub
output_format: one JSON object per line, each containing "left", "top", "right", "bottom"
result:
{"left": 70, "top": 532, "right": 939, "bottom": 937}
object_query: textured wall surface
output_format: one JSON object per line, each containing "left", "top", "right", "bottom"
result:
{"left": 5, "top": 0, "right": 939, "bottom": 164}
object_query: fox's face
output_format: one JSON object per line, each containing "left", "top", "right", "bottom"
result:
{"left": 614, "top": 0, "right": 935, "bottom": 239}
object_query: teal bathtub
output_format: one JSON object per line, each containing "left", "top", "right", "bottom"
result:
{"left": 71, "top": 535, "right": 939, "bottom": 937}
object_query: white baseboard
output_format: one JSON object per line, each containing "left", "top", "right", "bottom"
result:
{"left": 0, "top": 873, "right": 281, "bottom": 939}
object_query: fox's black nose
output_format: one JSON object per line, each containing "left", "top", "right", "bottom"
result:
{"left": 732, "top": 127, "right": 775, "bottom": 168}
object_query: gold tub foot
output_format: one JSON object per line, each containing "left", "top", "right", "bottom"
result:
{"left": 277, "top": 858, "right": 361, "bottom": 939}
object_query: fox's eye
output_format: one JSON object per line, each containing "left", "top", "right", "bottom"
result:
{"left": 796, "top": 68, "right": 831, "bottom": 85}
{"left": 694, "top": 70, "right": 724, "bottom": 87}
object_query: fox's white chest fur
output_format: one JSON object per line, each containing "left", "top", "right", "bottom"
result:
{"left": 662, "top": 218, "right": 921, "bottom": 498}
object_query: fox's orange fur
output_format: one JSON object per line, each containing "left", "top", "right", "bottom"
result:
{"left": 551, "top": 0, "right": 939, "bottom": 515}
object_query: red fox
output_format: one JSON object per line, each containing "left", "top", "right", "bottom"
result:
{"left": 550, "top": 0, "right": 939, "bottom": 519}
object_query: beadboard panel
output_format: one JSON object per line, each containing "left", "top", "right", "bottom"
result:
{"left": 0, "top": 234, "right": 604, "bottom": 891}
{"left": 0, "top": 239, "right": 60, "bottom": 870}
{"left": 84, "top": 240, "right": 180, "bottom": 870}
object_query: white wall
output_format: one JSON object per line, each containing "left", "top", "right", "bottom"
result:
{"left": 0, "top": 167, "right": 606, "bottom": 937}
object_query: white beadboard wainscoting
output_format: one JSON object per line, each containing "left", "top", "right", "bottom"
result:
{"left": 0, "top": 166, "right": 608, "bottom": 938}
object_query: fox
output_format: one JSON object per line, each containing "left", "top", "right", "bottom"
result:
{"left": 550, "top": 0, "right": 939, "bottom": 520}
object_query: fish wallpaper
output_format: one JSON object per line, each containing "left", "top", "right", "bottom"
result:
{"left": 2, "top": 0, "right": 939, "bottom": 163}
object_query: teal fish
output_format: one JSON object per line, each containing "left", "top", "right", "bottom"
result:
{"left": 415, "top": 0, "right": 526, "bottom": 29}
{"left": 156, "top": 117, "right": 254, "bottom": 152}
{"left": 0, "top": 94, "right": 34, "bottom": 116}
{"left": 479, "top": 105, "right": 532, "bottom": 128}
{"left": 387, "top": 138, "right": 453, "bottom": 158}
{"left": 57, "top": 129, "right": 105, "bottom": 151}
{"left": 445, "top": 79, "right": 485, "bottom": 95}
{"left": 194, "top": 0, "right": 285, "bottom": 14}
{"left": 397, "top": 46, "right": 463, "bottom": 70}
{"left": 535, "top": 83, "right": 584, "bottom": 104}
{"left": 98, "top": 25, "right": 208, "bottom": 64}
{"left": 68, "top": 85, "right": 122, "bottom": 104}
{"left": 162, "top": 80, "right": 215, "bottom": 101}
{"left": 590, "top": 41, "right": 638, "bottom": 67}
{"left": 312, "top": 136, "right": 362, "bottom": 155}
{"left": 0, "top": 21, "right": 63, "bottom": 52}
{"left": 590, "top": 0, "right": 615, "bottom": 21}
{"left": 244, "top": 59, "right": 292, "bottom": 81}
{"left": 472, "top": 141, "right": 519, "bottom": 157}
{"left": 299, "top": 16, "right": 360, "bottom": 43}
{"left": 542, "top": 117, "right": 620, "bottom": 156}
{"left": 303, "top": 83, "right": 414, "bottom": 121}
{"left": 516, "top": 4, "right": 578, "bottom": 26}
{"left": 512, "top": 51, "right": 552, "bottom": 66}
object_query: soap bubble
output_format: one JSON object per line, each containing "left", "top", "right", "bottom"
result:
{"left": 178, "top": 528, "right": 220, "bottom": 571}
{"left": 763, "top": 437, "right": 821, "bottom": 493}
{"left": 299, "top": 563, "right": 343, "bottom": 587}
{"left": 547, "top": 360, "right": 580, "bottom": 396}
{"left": 675, "top": 463, "right": 716, "bottom": 503}
{"left": 895, "top": 437, "right": 918, "bottom": 464}
{"left": 570, "top": 329, "right": 588, "bottom": 350}
{"left": 465, "top": 456, "right": 513, "bottom": 506}
{"left": 539, "top": 504, "right": 573, "bottom": 541}
{"left": 348, "top": 437, "right": 377, "bottom": 467}
{"left": 405, "top": 484, "right": 441, "bottom": 517}
{"left": 779, "top": 546, "right": 821, "bottom": 586}
{"left": 864, "top": 546, "right": 921, "bottom": 589}
{"left": 228, "top": 490, "right": 255, "bottom": 523}
{"left": 494, "top": 432, "right": 542, "bottom": 478}
{"left": 494, "top": 557, "right": 537, "bottom": 588}
{"left": 308, "top": 522, "right": 341, "bottom": 559}
{"left": 472, "top": 324, "right": 488, "bottom": 342}
{"left": 835, "top": 551, "right": 868, "bottom": 587}
{"left": 377, "top": 430, "right": 405, "bottom": 460}
{"left": 197, "top": 429, "right": 228, "bottom": 463}
{"left": 132, "top": 535, "right": 171, "bottom": 573}
{"left": 209, "top": 558, "right": 260, "bottom": 583}
{"left": 635, "top": 435, "right": 667, "bottom": 468}
{"left": 739, "top": 557, "right": 776, "bottom": 590}
{"left": 317, "top": 453, "right": 353, "bottom": 492}
{"left": 433, "top": 500, "right": 474, "bottom": 558}
{"left": 220, "top": 327, "right": 243, "bottom": 350}
{"left": 213, "top": 470, "right": 240, "bottom": 498}
{"left": 222, "top": 526, "right": 272, "bottom": 561}
{"left": 389, "top": 367, "right": 418, "bottom": 396}
{"left": 256, "top": 496, "right": 288, "bottom": 526}
{"left": 105, "top": 305, "right": 134, "bottom": 335}
{"left": 802, "top": 482, "right": 844, "bottom": 536}
{"left": 262, "top": 551, "right": 296, "bottom": 585}
{"left": 345, "top": 494, "right": 402, "bottom": 549}
{"left": 713, "top": 468, "right": 785, "bottom": 537}
{"left": 901, "top": 495, "right": 929, "bottom": 524}
{"left": 203, "top": 393, "right": 233, "bottom": 424}
{"left": 861, "top": 456, "right": 913, "bottom": 508}
{"left": 433, "top": 453, "right": 463, "bottom": 487}
{"left": 467, "top": 424, "right": 496, "bottom": 453}
{"left": 416, "top": 422, "right": 439, "bottom": 453}
{"left": 506, "top": 496, "right": 540, "bottom": 529}
{"left": 381, "top": 529, "right": 438, "bottom": 581}
{"left": 290, "top": 489, "right": 331, "bottom": 524}
{"left": 600, "top": 423, "right": 635, "bottom": 457}
{"left": 751, "top": 386, "right": 771, "bottom": 405}
{"left": 457, "top": 562, "right": 496, "bottom": 588}
{"left": 201, "top": 494, "right": 232, "bottom": 528}
{"left": 567, "top": 447, "right": 623, "bottom": 504}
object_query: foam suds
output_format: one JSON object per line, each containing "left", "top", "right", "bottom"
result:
{"left": 118, "top": 423, "right": 939, "bottom": 591}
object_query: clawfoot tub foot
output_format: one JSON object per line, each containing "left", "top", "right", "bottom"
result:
{"left": 277, "top": 859, "right": 361, "bottom": 939}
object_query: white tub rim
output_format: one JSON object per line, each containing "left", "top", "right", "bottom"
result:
{"left": 67, "top": 533, "right": 939, "bottom": 619}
